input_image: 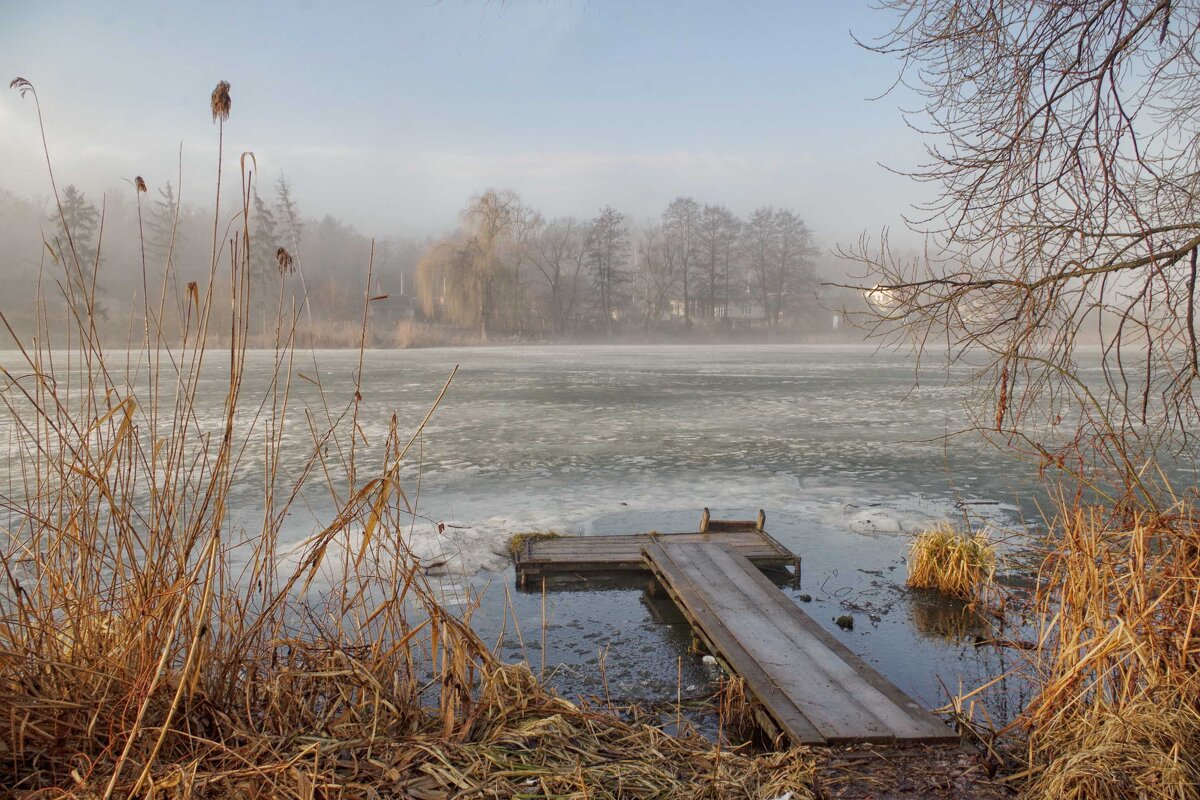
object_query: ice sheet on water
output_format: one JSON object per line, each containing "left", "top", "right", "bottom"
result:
{"left": 274, "top": 517, "right": 514, "bottom": 579}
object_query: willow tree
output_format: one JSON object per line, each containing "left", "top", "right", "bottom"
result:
{"left": 416, "top": 239, "right": 475, "bottom": 325}
{"left": 462, "top": 189, "right": 526, "bottom": 340}
{"left": 851, "top": 1, "right": 1200, "bottom": 497}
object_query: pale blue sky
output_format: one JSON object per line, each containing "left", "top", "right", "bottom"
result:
{"left": 2, "top": 1, "right": 927, "bottom": 247}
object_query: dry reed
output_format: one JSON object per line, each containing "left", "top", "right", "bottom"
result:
{"left": 506, "top": 530, "right": 567, "bottom": 559}
{"left": 906, "top": 522, "right": 996, "bottom": 603}
{"left": 1020, "top": 503, "right": 1200, "bottom": 800}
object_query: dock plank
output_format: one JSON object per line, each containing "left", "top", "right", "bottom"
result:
{"left": 707, "top": 544, "right": 957, "bottom": 743}
{"left": 642, "top": 541, "right": 825, "bottom": 744}
{"left": 642, "top": 541, "right": 958, "bottom": 747}
{"left": 515, "top": 528, "right": 798, "bottom": 585}
{"left": 701, "top": 544, "right": 945, "bottom": 741}
{"left": 668, "top": 544, "right": 893, "bottom": 743}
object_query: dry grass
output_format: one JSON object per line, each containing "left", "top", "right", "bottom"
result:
{"left": 1019, "top": 503, "right": 1200, "bottom": 800}
{"left": 906, "top": 523, "right": 996, "bottom": 603}
{"left": 1026, "top": 697, "right": 1200, "bottom": 800}
{"left": 0, "top": 76, "right": 819, "bottom": 799}
{"left": 715, "top": 675, "right": 757, "bottom": 743}
{"left": 393, "top": 319, "right": 476, "bottom": 348}
{"left": 506, "top": 529, "right": 568, "bottom": 559}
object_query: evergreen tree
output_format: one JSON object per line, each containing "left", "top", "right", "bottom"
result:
{"left": 47, "top": 185, "right": 106, "bottom": 319}
{"left": 49, "top": 185, "right": 100, "bottom": 272}
{"left": 251, "top": 190, "right": 281, "bottom": 282}
{"left": 145, "top": 182, "right": 181, "bottom": 268}
{"left": 274, "top": 174, "right": 303, "bottom": 254}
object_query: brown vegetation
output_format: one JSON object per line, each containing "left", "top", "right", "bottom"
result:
{"left": 906, "top": 523, "right": 996, "bottom": 604}
{"left": 1019, "top": 503, "right": 1200, "bottom": 800}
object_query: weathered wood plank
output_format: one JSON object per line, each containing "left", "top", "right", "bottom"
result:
{"left": 642, "top": 540, "right": 826, "bottom": 745}
{"left": 700, "top": 544, "right": 950, "bottom": 742}
{"left": 712, "top": 545, "right": 956, "bottom": 743}
{"left": 664, "top": 544, "right": 893, "bottom": 744}
{"left": 643, "top": 542, "right": 958, "bottom": 747}
{"left": 515, "top": 529, "right": 797, "bottom": 578}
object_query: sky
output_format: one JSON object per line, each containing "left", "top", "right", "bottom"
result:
{"left": 1, "top": 1, "right": 928, "bottom": 249}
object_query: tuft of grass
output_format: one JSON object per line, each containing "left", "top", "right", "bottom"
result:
{"left": 906, "top": 522, "right": 996, "bottom": 602}
{"left": 506, "top": 529, "right": 568, "bottom": 559}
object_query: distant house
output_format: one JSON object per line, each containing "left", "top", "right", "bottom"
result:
{"left": 668, "top": 295, "right": 768, "bottom": 325}
{"left": 366, "top": 278, "right": 420, "bottom": 325}
{"left": 722, "top": 298, "right": 767, "bottom": 323}
{"left": 866, "top": 284, "right": 906, "bottom": 313}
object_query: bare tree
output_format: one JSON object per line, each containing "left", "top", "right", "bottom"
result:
{"left": 662, "top": 197, "right": 701, "bottom": 326}
{"left": 849, "top": 1, "right": 1200, "bottom": 494}
{"left": 773, "top": 209, "right": 817, "bottom": 325}
{"left": 698, "top": 204, "right": 740, "bottom": 320}
{"left": 744, "top": 207, "right": 815, "bottom": 326}
{"left": 529, "top": 217, "right": 587, "bottom": 336}
{"left": 633, "top": 223, "right": 676, "bottom": 329}
{"left": 586, "top": 206, "right": 630, "bottom": 334}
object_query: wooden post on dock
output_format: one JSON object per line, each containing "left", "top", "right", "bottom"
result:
{"left": 700, "top": 507, "right": 711, "bottom": 533}
{"left": 756, "top": 509, "right": 766, "bottom": 531}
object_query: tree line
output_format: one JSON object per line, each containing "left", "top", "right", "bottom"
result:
{"left": 2, "top": 180, "right": 833, "bottom": 344}
{"left": 415, "top": 189, "right": 821, "bottom": 339}
{"left": 2, "top": 177, "right": 425, "bottom": 342}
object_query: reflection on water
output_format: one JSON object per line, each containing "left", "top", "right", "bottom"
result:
{"left": 910, "top": 593, "right": 990, "bottom": 642}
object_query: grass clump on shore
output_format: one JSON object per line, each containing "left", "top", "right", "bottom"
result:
{"left": 506, "top": 529, "right": 569, "bottom": 559}
{"left": 906, "top": 523, "right": 996, "bottom": 603}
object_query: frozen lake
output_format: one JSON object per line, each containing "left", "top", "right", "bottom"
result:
{"left": 4, "top": 344, "right": 1041, "bottom": 728}
{"left": 278, "top": 344, "right": 1037, "bottom": 726}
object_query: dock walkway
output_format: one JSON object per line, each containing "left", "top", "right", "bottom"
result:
{"left": 642, "top": 540, "right": 959, "bottom": 746}
{"left": 514, "top": 511, "right": 798, "bottom": 587}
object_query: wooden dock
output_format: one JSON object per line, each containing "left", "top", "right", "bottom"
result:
{"left": 514, "top": 511, "right": 799, "bottom": 588}
{"left": 642, "top": 540, "right": 959, "bottom": 746}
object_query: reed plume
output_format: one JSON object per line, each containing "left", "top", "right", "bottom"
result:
{"left": 275, "top": 246, "right": 294, "bottom": 275}
{"left": 210, "top": 79, "right": 230, "bottom": 122}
